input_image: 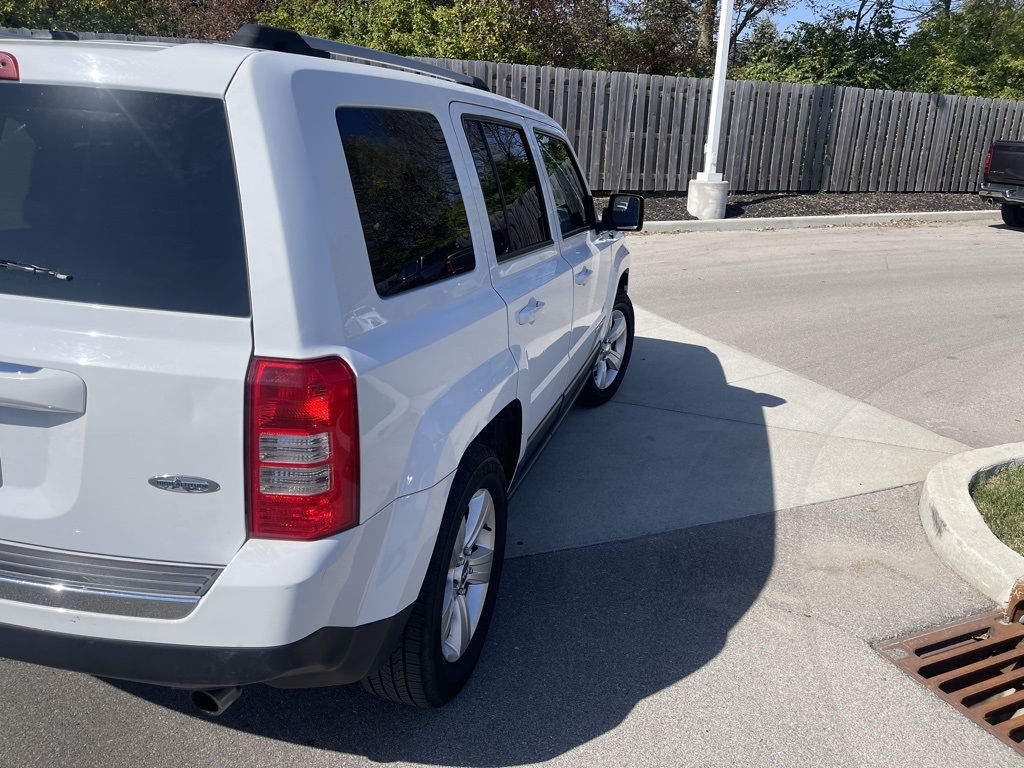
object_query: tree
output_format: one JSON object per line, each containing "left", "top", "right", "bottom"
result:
{"left": 431, "top": 0, "right": 540, "bottom": 62}
{"left": 903, "top": 0, "right": 1024, "bottom": 97}
{"left": 530, "top": 0, "right": 624, "bottom": 70}
{"left": 258, "top": 0, "right": 435, "bottom": 54}
{"left": 0, "top": 0, "right": 145, "bottom": 33}
{"left": 142, "top": 0, "right": 275, "bottom": 40}
{"left": 735, "top": 0, "right": 908, "bottom": 89}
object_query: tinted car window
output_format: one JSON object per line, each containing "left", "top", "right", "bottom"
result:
{"left": 337, "top": 108, "right": 475, "bottom": 298}
{"left": 463, "top": 119, "right": 549, "bottom": 259}
{"left": 0, "top": 85, "right": 248, "bottom": 317}
{"left": 535, "top": 132, "right": 592, "bottom": 236}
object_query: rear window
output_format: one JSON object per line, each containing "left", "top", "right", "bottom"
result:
{"left": 0, "top": 85, "right": 248, "bottom": 317}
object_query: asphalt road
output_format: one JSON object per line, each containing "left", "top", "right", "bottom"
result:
{"left": 2, "top": 219, "right": 1022, "bottom": 767}
{"left": 629, "top": 219, "right": 1024, "bottom": 449}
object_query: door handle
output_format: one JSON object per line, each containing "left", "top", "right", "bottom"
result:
{"left": 575, "top": 267, "right": 593, "bottom": 286}
{"left": 0, "top": 364, "right": 86, "bottom": 414}
{"left": 517, "top": 299, "right": 546, "bottom": 325}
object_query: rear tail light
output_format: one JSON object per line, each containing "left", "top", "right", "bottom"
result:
{"left": 984, "top": 146, "right": 994, "bottom": 174}
{"left": 246, "top": 357, "right": 358, "bottom": 540}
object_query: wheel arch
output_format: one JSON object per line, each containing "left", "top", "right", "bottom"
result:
{"left": 469, "top": 399, "right": 523, "bottom": 490}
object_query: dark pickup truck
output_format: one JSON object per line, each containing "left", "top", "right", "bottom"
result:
{"left": 980, "top": 141, "right": 1024, "bottom": 227}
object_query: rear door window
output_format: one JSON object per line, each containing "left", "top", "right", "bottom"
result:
{"left": 336, "top": 107, "right": 475, "bottom": 298}
{"left": 0, "top": 85, "right": 249, "bottom": 317}
{"left": 463, "top": 118, "right": 550, "bottom": 260}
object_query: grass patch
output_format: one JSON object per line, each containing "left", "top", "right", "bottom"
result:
{"left": 971, "top": 465, "right": 1024, "bottom": 556}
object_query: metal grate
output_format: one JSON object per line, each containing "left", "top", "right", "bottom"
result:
{"left": 876, "top": 584, "right": 1024, "bottom": 756}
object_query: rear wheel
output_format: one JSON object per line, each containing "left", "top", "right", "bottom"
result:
{"left": 362, "top": 444, "right": 507, "bottom": 707}
{"left": 1001, "top": 204, "right": 1024, "bottom": 228}
{"left": 578, "top": 291, "right": 635, "bottom": 407}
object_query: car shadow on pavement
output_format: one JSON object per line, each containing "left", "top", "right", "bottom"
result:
{"left": 109, "top": 336, "right": 782, "bottom": 766}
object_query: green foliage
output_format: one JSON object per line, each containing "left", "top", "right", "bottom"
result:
{"left": 432, "top": 0, "right": 539, "bottom": 62}
{"left": 905, "top": 0, "right": 1024, "bottom": 98}
{"left": 736, "top": 0, "right": 1024, "bottom": 97}
{"left": 0, "top": 0, "right": 144, "bottom": 33}
{"left": 11, "top": 0, "right": 1024, "bottom": 99}
{"left": 259, "top": 0, "right": 433, "bottom": 54}
{"left": 260, "top": 0, "right": 542, "bottom": 61}
{"left": 734, "top": 1, "right": 909, "bottom": 89}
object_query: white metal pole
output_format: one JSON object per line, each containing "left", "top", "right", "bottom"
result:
{"left": 699, "top": 0, "right": 735, "bottom": 180}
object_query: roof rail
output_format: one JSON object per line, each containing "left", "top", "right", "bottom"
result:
{"left": 0, "top": 29, "right": 79, "bottom": 40}
{"left": 228, "top": 24, "right": 488, "bottom": 91}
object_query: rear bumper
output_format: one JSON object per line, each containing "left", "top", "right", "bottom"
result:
{"left": 0, "top": 605, "right": 413, "bottom": 689}
{"left": 0, "top": 473, "right": 453, "bottom": 680}
{"left": 979, "top": 182, "right": 1024, "bottom": 204}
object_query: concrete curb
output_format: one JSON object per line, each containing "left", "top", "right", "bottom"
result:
{"left": 642, "top": 209, "right": 1001, "bottom": 233}
{"left": 920, "top": 443, "right": 1024, "bottom": 605}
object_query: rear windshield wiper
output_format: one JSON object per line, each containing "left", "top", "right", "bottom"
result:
{"left": 0, "top": 259, "right": 72, "bottom": 281}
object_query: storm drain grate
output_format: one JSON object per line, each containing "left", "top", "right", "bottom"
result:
{"left": 875, "top": 584, "right": 1024, "bottom": 756}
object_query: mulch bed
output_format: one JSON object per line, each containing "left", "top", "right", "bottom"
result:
{"left": 595, "top": 192, "right": 993, "bottom": 221}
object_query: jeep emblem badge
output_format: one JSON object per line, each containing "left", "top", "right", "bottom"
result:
{"left": 148, "top": 475, "right": 220, "bottom": 494}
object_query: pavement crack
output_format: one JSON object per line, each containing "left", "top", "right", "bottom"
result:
{"left": 611, "top": 399, "right": 961, "bottom": 455}
{"left": 760, "top": 597, "right": 868, "bottom": 642}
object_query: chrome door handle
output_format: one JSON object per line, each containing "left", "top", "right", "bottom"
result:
{"left": 517, "top": 299, "right": 546, "bottom": 325}
{"left": 575, "top": 267, "right": 593, "bottom": 286}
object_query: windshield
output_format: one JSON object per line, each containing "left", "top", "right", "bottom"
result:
{"left": 0, "top": 84, "right": 248, "bottom": 316}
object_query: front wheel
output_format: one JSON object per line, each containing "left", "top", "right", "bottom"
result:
{"left": 1001, "top": 204, "right": 1024, "bottom": 228}
{"left": 362, "top": 444, "right": 507, "bottom": 707}
{"left": 578, "top": 291, "right": 635, "bottom": 407}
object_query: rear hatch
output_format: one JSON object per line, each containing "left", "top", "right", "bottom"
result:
{"left": 0, "top": 82, "right": 252, "bottom": 565}
{"left": 986, "top": 141, "right": 1024, "bottom": 186}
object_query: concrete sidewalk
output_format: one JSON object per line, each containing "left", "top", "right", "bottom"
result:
{"left": 508, "top": 307, "right": 967, "bottom": 555}
{"left": 642, "top": 208, "right": 999, "bottom": 233}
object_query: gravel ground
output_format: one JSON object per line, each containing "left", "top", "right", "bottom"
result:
{"left": 597, "top": 191, "right": 994, "bottom": 221}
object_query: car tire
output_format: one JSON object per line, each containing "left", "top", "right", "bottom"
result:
{"left": 577, "top": 291, "right": 635, "bottom": 407}
{"left": 362, "top": 444, "right": 507, "bottom": 707}
{"left": 1001, "top": 204, "right": 1024, "bottom": 228}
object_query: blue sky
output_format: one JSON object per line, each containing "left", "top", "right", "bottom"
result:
{"left": 770, "top": 2, "right": 819, "bottom": 31}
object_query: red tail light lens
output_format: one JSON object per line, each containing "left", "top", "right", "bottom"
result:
{"left": 0, "top": 53, "right": 19, "bottom": 82}
{"left": 985, "top": 146, "right": 994, "bottom": 174}
{"left": 246, "top": 357, "right": 359, "bottom": 540}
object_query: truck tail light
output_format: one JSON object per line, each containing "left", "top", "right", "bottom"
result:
{"left": 246, "top": 357, "right": 359, "bottom": 540}
{"left": 984, "top": 146, "right": 994, "bottom": 174}
{"left": 0, "top": 53, "right": 19, "bottom": 81}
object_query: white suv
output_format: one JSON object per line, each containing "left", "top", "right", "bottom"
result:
{"left": 0, "top": 24, "right": 642, "bottom": 711}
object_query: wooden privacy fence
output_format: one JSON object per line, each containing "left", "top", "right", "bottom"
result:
{"left": 421, "top": 58, "right": 1024, "bottom": 194}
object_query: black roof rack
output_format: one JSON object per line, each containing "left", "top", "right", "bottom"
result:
{"left": 228, "top": 24, "right": 488, "bottom": 91}
{"left": 0, "top": 29, "right": 79, "bottom": 40}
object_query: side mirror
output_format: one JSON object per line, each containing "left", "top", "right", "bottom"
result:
{"left": 601, "top": 193, "right": 644, "bottom": 232}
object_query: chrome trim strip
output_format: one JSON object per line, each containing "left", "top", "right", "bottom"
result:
{"left": 0, "top": 539, "right": 222, "bottom": 619}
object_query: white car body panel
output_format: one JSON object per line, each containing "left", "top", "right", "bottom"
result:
{"left": 0, "top": 39, "right": 251, "bottom": 96}
{"left": 0, "top": 295, "right": 251, "bottom": 564}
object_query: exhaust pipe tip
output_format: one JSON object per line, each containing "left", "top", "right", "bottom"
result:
{"left": 190, "top": 686, "right": 243, "bottom": 716}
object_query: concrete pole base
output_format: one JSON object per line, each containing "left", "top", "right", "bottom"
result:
{"left": 686, "top": 179, "right": 729, "bottom": 220}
